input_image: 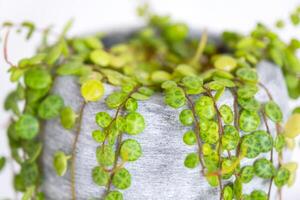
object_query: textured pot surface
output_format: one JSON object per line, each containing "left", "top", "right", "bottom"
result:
{"left": 41, "top": 60, "right": 289, "bottom": 200}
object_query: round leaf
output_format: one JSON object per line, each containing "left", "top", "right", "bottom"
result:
{"left": 15, "top": 114, "right": 39, "bottom": 140}
{"left": 38, "top": 95, "right": 64, "bottom": 119}
{"left": 81, "top": 79, "right": 104, "bottom": 102}
{"left": 164, "top": 87, "right": 186, "bottom": 108}
{"left": 240, "top": 166, "right": 254, "bottom": 183}
{"left": 219, "top": 105, "right": 234, "bottom": 124}
{"left": 179, "top": 109, "right": 194, "bottom": 126}
{"left": 274, "top": 167, "right": 290, "bottom": 187}
{"left": 222, "top": 125, "right": 239, "bottom": 150}
{"left": 96, "top": 145, "right": 115, "bottom": 166}
{"left": 120, "top": 139, "right": 142, "bottom": 161}
{"left": 95, "top": 112, "right": 112, "bottom": 128}
{"left": 183, "top": 130, "right": 196, "bottom": 145}
{"left": 104, "top": 191, "right": 123, "bottom": 200}
{"left": 60, "top": 106, "right": 77, "bottom": 129}
{"left": 195, "top": 96, "right": 216, "bottom": 120}
{"left": 112, "top": 168, "right": 131, "bottom": 189}
{"left": 254, "top": 158, "right": 275, "bottom": 179}
{"left": 92, "top": 166, "right": 110, "bottom": 186}
{"left": 24, "top": 68, "right": 52, "bottom": 89}
{"left": 264, "top": 101, "right": 283, "bottom": 122}
{"left": 250, "top": 190, "right": 267, "bottom": 200}
{"left": 53, "top": 151, "right": 69, "bottom": 176}
{"left": 239, "top": 110, "right": 260, "bottom": 132}
{"left": 125, "top": 112, "right": 145, "bottom": 135}
{"left": 184, "top": 153, "right": 199, "bottom": 169}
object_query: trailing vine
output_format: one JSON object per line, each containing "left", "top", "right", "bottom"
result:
{"left": 1, "top": 4, "right": 300, "bottom": 200}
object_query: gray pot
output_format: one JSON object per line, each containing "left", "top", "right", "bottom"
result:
{"left": 41, "top": 33, "right": 289, "bottom": 200}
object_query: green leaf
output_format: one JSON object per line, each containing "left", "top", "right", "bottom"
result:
{"left": 274, "top": 167, "right": 290, "bottom": 187}
{"left": 195, "top": 96, "right": 216, "bottom": 120}
{"left": 236, "top": 68, "right": 258, "bottom": 83}
{"left": 125, "top": 112, "right": 145, "bottom": 135}
{"left": 164, "top": 86, "right": 186, "bottom": 108}
{"left": 250, "top": 190, "right": 268, "bottom": 200}
{"left": 179, "top": 109, "right": 194, "bottom": 126}
{"left": 120, "top": 139, "right": 142, "bottom": 161}
{"left": 253, "top": 130, "right": 273, "bottom": 153}
{"left": 56, "top": 61, "right": 87, "bottom": 76}
{"left": 125, "top": 98, "right": 138, "bottom": 112}
{"left": 15, "top": 114, "right": 39, "bottom": 140}
{"left": 254, "top": 158, "right": 276, "bottom": 179}
{"left": 184, "top": 153, "right": 199, "bottom": 169}
{"left": 112, "top": 168, "right": 131, "bottom": 189}
{"left": 20, "top": 162, "right": 39, "bottom": 186}
{"left": 96, "top": 145, "right": 115, "bottom": 167}
{"left": 151, "top": 70, "right": 172, "bottom": 83}
{"left": 199, "top": 120, "right": 219, "bottom": 144}
{"left": 222, "top": 125, "right": 239, "bottom": 150}
{"left": 264, "top": 101, "right": 283, "bottom": 122}
{"left": 44, "top": 40, "right": 64, "bottom": 65}
{"left": 95, "top": 112, "right": 112, "bottom": 128}
{"left": 181, "top": 76, "right": 203, "bottom": 94}
{"left": 92, "top": 130, "right": 106, "bottom": 143}
{"left": 0, "top": 157, "right": 6, "bottom": 171}
{"left": 239, "top": 110, "right": 260, "bottom": 132}
{"left": 237, "top": 97, "right": 260, "bottom": 111}
{"left": 53, "top": 151, "right": 70, "bottom": 176}
{"left": 219, "top": 105, "right": 234, "bottom": 124}
{"left": 240, "top": 134, "right": 261, "bottom": 158}
{"left": 92, "top": 166, "right": 110, "bottom": 186}
{"left": 60, "top": 106, "right": 77, "bottom": 129}
{"left": 233, "top": 178, "right": 242, "bottom": 199}
{"left": 274, "top": 134, "right": 285, "bottom": 152}
{"left": 163, "top": 23, "right": 188, "bottom": 42}
{"left": 22, "top": 186, "right": 35, "bottom": 200}
{"left": 81, "top": 79, "right": 105, "bottom": 102}
{"left": 183, "top": 130, "right": 196, "bottom": 145}
{"left": 223, "top": 185, "right": 234, "bottom": 200}
{"left": 24, "top": 68, "right": 52, "bottom": 89}
{"left": 214, "top": 55, "right": 237, "bottom": 71}
{"left": 90, "top": 50, "right": 111, "bottom": 66}
{"left": 237, "top": 84, "right": 258, "bottom": 99}
{"left": 240, "top": 166, "right": 254, "bottom": 183}
{"left": 38, "top": 95, "right": 64, "bottom": 119}
{"left": 284, "top": 114, "right": 300, "bottom": 138}
{"left": 105, "top": 91, "right": 127, "bottom": 109}
{"left": 104, "top": 191, "right": 123, "bottom": 200}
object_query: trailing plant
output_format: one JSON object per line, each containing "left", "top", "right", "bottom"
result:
{"left": 1, "top": 4, "right": 300, "bottom": 200}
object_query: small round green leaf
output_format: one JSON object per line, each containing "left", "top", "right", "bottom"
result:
{"left": 253, "top": 130, "right": 273, "bottom": 153}
{"left": 96, "top": 145, "right": 115, "bottom": 167}
{"left": 240, "top": 134, "right": 260, "bottom": 158}
{"left": 264, "top": 101, "right": 283, "bottom": 122}
{"left": 105, "top": 91, "right": 127, "bottom": 109}
{"left": 38, "top": 95, "right": 64, "bottom": 119}
{"left": 179, "top": 109, "right": 194, "bottom": 126}
{"left": 254, "top": 158, "right": 276, "bottom": 179}
{"left": 95, "top": 112, "right": 112, "bottom": 128}
{"left": 250, "top": 190, "right": 267, "bottom": 200}
{"left": 120, "top": 139, "right": 142, "bottom": 161}
{"left": 222, "top": 125, "right": 239, "bottom": 150}
{"left": 214, "top": 55, "right": 237, "bottom": 71}
{"left": 240, "top": 166, "right": 254, "bottom": 183}
{"left": 223, "top": 185, "right": 233, "bottom": 200}
{"left": 92, "top": 166, "right": 109, "bottom": 186}
{"left": 15, "top": 114, "right": 39, "bottom": 140}
{"left": 236, "top": 68, "right": 258, "bottom": 82}
{"left": 81, "top": 79, "right": 104, "bottom": 102}
{"left": 60, "top": 106, "right": 77, "bottom": 129}
{"left": 199, "top": 120, "right": 219, "bottom": 144}
{"left": 112, "top": 168, "right": 131, "bottom": 189}
{"left": 53, "top": 151, "right": 69, "bottom": 176}
{"left": 183, "top": 130, "right": 196, "bottom": 145}
{"left": 164, "top": 87, "right": 186, "bottom": 108}
{"left": 125, "top": 98, "right": 138, "bottom": 112}
{"left": 219, "top": 105, "right": 234, "bottom": 124}
{"left": 92, "top": 130, "right": 105, "bottom": 143}
{"left": 24, "top": 68, "right": 52, "bottom": 89}
{"left": 104, "top": 191, "right": 123, "bottom": 200}
{"left": 125, "top": 112, "right": 145, "bottom": 135}
{"left": 195, "top": 96, "right": 216, "bottom": 120}
{"left": 274, "top": 167, "right": 290, "bottom": 187}
{"left": 239, "top": 110, "right": 260, "bottom": 132}
{"left": 184, "top": 153, "right": 199, "bottom": 169}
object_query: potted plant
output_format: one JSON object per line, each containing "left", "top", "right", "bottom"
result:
{"left": 1, "top": 5, "right": 300, "bottom": 200}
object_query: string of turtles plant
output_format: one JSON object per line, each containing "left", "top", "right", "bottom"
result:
{"left": 1, "top": 4, "right": 300, "bottom": 200}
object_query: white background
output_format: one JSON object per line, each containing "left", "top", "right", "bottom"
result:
{"left": 0, "top": 0, "right": 300, "bottom": 199}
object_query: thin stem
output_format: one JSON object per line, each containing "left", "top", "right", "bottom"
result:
{"left": 71, "top": 102, "right": 86, "bottom": 200}
{"left": 190, "top": 29, "right": 208, "bottom": 69}
{"left": 101, "top": 86, "right": 140, "bottom": 199}
{"left": 3, "top": 29, "right": 15, "bottom": 67}
{"left": 203, "top": 87, "right": 224, "bottom": 200}
{"left": 184, "top": 90, "right": 205, "bottom": 173}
